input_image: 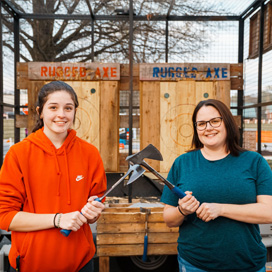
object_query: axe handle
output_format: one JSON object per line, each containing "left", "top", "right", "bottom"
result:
{"left": 142, "top": 235, "right": 148, "bottom": 261}
{"left": 60, "top": 211, "right": 88, "bottom": 237}
{"left": 61, "top": 169, "right": 132, "bottom": 237}
{"left": 171, "top": 186, "right": 186, "bottom": 199}
{"left": 141, "top": 161, "right": 186, "bottom": 199}
{"left": 60, "top": 229, "right": 72, "bottom": 237}
{"left": 142, "top": 210, "right": 150, "bottom": 262}
{"left": 61, "top": 198, "right": 103, "bottom": 237}
{"left": 141, "top": 161, "right": 173, "bottom": 188}
{"left": 98, "top": 171, "right": 130, "bottom": 201}
{"left": 60, "top": 229, "right": 71, "bottom": 237}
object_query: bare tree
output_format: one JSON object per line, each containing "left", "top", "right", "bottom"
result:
{"left": 2, "top": 0, "right": 226, "bottom": 63}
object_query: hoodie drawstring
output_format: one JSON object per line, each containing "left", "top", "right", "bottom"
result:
{"left": 53, "top": 147, "right": 71, "bottom": 205}
{"left": 64, "top": 148, "right": 71, "bottom": 205}
{"left": 53, "top": 149, "right": 61, "bottom": 196}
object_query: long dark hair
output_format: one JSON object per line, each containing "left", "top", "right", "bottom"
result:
{"left": 32, "top": 81, "right": 79, "bottom": 133}
{"left": 190, "top": 99, "right": 244, "bottom": 156}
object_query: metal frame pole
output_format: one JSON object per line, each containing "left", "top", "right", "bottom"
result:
{"left": 91, "top": 19, "right": 94, "bottom": 62}
{"left": 14, "top": 14, "right": 20, "bottom": 143}
{"left": 165, "top": 19, "right": 168, "bottom": 63}
{"left": 257, "top": 2, "right": 264, "bottom": 153}
{"left": 0, "top": 1, "right": 3, "bottom": 166}
{"left": 128, "top": 0, "right": 134, "bottom": 202}
{"left": 238, "top": 18, "right": 244, "bottom": 147}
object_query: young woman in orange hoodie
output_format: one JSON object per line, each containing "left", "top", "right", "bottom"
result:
{"left": 0, "top": 81, "right": 107, "bottom": 272}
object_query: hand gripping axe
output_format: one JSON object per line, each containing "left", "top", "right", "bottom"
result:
{"left": 126, "top": 144, "right": 186, "bottom": 199}
{"left": 60, "top": 163, "right": 145, "bottom": 237}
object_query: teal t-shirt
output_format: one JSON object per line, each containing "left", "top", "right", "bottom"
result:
{"left": 160, "top": 150, "right": 272, "bottom": 272}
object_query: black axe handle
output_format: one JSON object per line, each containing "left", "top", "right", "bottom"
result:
{"left": 141, "top": 161, "right": 186, "bottom": 199}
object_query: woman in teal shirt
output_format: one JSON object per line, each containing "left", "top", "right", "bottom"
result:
{"left": 161, "top": 99, "right": 272, "bottom": 272}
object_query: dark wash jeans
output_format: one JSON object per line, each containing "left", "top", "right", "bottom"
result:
{"left": 9, "top": 259, "right": 94, "bottom": 272}
{"left": 178, "top": 254, "right": 266, "bottom": 272}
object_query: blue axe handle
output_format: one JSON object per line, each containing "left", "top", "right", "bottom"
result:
{"left": 171, "top": 186, "right": 186, "bottom": 199}
{"left": 142, "top": 235, "right": 148, "bottom": 261}
{"left": 60, "top": 197, "right": 101, "bottom": 237}
{"left": 60, "top": 228, "right": 73, "bottom": 237}
{"left": 142, "top": 208, "right": 150, "bottom": 262}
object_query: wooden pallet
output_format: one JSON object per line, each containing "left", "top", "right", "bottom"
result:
{"left": 96, "top": 203, "right": 179, "bottom": 272}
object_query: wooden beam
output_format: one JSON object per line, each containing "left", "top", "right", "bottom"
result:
{"left": 231, "top": 78, "right": 243, "bottom": 90}
{"left": 97, "top": 232, "right": 179, "bottom": 245}
{"left": 97, "top": 244, "right": 178, "bottom": 257}
{"left": 99, "top": 257, "right": 110, "bottom": 272}
{"left": 120, "top": 115, "right": 139, "bottom": 128}
{"left": 15, "top": 114, "right": 28, "bottom": 128}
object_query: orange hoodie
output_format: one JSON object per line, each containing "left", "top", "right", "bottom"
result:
{"left": 0, "top": 128, "right": 107, "bottom": 272}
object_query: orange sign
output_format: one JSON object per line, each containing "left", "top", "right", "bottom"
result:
{"left": 22, "top": 103, "right": 28, "bottom": 115}
{"left": 28, "top": 62, "right": 120, "bottom": 81}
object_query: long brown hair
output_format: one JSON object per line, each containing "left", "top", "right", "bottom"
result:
{"left": 32, "top": 81, "right": 79, "bottom": 133}
{"left": 190, "top": 99, "right": 244, "bottom": 156}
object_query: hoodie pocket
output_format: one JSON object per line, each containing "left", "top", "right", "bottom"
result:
{"left": 12, "top": 231, "right": 31, "bottom": 259}
{"left": 8, "top": 231, "right": 31, "bottom": 272}
{"left": 15, "top": 227, "right": 94, "bottom": 272}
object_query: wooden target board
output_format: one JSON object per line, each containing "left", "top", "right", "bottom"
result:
{"left": 140, "top": 80, "right": 230, "bottom": 173}
{"left": 70, "top": 81, "right": 100, "bottom": 148}
{"left": 27, "top": 80, "right": 119, "bottom": 172}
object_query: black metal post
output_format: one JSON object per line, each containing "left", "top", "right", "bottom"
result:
{"left": 91, "top": 19, "right": 94, "bottom": 62}
{"left": 165, "top": 19, "right": 168, "bottom": 63}
{"left": 0, "top": 2, "right": 3, "bottom": 166}
{"left": 240, "top": 0, "right": 263, "bottom": 20}
{"left": 128, "top": 0, "right": 134, "bottom": 202}
{"left": 257, "top": 2, "right": 264, "bottom": 153}
{"left": 238, "top": 18, "right": 244, "bottom": 147}
{"left": 14, "top": 14, "right": 20, "bottom": 143}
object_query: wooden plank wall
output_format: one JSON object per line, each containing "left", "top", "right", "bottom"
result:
{"left": 248, "top": 1, "right": 272, "bottom": 59}
{"left": 16, "top": 62, "right": 242, "bottom": 173}
{"left": 140, "top": 80, "right": 231, "bottom": 173}
{"left": 100, "top": 81, "right": 119, "bottom": 172}
{"left": 17, "top": 63, "right": 242, "bottom": 131}
{"left": 17, "top": 64, "right": 119, "bottom": 172}
{"left": 140, "top": 81, "right": 161, "bottom": 170}
{"left": 69, "top": 81, "right": 101, "bottom": 148}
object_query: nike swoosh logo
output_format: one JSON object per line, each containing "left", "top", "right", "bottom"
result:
{"left": 76, "top": 175, "right": 84, "bottom": 182}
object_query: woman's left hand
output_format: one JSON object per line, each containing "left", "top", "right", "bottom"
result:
{"left": 196, "top": 203, "right": 222, "bottom": 222}
{"left": 81, "top": 196, "right": 105, "bottom": 222}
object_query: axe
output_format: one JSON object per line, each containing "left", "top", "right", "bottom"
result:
{"left": 141, "top": 207, "right": 151, "bottom": 262}
{"left": 126, "top": 144, "right": 186, "bottom": 199}
{"left": 60, "top": 163, "right": 145, "bottom": 237}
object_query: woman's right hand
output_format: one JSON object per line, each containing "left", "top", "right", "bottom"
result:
{"left": 178, "top": 191, "right": 200, "bottom": 216}
{"left": 58, "top": 211, "right": 87, "bottom": 232}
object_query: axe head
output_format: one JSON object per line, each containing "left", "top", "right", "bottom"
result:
{"left": 126, "top": 144, "right": 163, "bottom": 165}
{"left": 126, "top": 164, "right": 146, "bottom": 184}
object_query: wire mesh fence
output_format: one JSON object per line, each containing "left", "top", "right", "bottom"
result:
{"left": 243, "top": 7, "right": 272, "bottom": 157}
{"left": 1, "top": 0, "right": 272, "bottom": 163}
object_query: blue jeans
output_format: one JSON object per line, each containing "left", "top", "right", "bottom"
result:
{"left": 178, "top": 254, "right": 266, "bottom": 272}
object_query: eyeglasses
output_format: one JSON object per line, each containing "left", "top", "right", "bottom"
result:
{"left": 195, "top": 117, "right": 223, "bottom": 131}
